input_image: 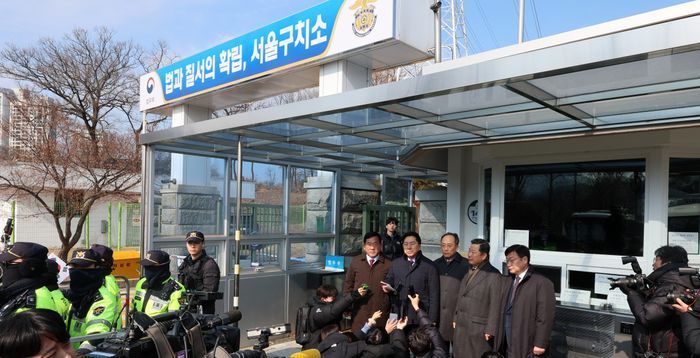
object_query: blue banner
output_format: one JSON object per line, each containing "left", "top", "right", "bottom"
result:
{"left": 157, "top": 0, "right": 343, "bottom": 102}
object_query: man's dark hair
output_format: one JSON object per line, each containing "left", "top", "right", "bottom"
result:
{"left": 316, "top": 284, "right": 338, "bottom": 299}
{"left": 386, "top": 217, "right": 398, "bottom": 225}
{"left": 0, "top": 309, "right": 70, "bottom": 357}
{"left": 655, "top": 245, "right": 689, "bottom": 265}
{"left": 471, "top": 238, "right": 490, "bottom": 257}
{"left": 505, "top": 244, "right": 530, "bottom": 262}
{"left": 408, "top": 326, "right": 432, "bottom": 355}
{"left": 440, "top": 232, "right": 459, "bottom": 245}
{"left": 364, "top": 231, "right": 381, "bottom": 244}
{"left": 365, "top": 327, "right": 387, "bottom": 345}
{"left": 320, "top": 324, "right": 340, "bottom": 341}
{"left": 402, "top": 231, "right": 421, "bottom": 245}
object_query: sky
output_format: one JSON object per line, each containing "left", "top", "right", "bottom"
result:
{"left": 0, "top": 0, "right": 693, "bottom": 88}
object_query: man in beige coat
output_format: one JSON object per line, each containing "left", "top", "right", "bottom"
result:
{"left": 453, "top": 238, "right": 505, "bottom": 358}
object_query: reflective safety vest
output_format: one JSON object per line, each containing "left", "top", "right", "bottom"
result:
{"left": 104, "top": 275, "right": 120, "bottom": 300}
{"left": 132, "top": 277, "right": 186, "bottom": 316}
{"left": 67, "top": 285, "right": 119, "bottom": 349}
{"left": 103, "top": 275, "right": 122, "bottom": 329}
{"left": 49, "top": 288, "right": 70, "bottom": 320}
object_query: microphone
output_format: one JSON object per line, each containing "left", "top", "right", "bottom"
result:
{"left": 201, "top": 310, "right": 242, "bottom": 329}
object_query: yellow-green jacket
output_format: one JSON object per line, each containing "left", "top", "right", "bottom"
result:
{"left": 49, "top": 288, "right": 70, "bottom": 320}
{"left": 132, "top": 277, "right": 185, "bottom": 316}
{"left": 67, "top": 285, "right": 119, "bottom": 349}
{"left": 9, "top": 286, "right": 58, "bottom": 315}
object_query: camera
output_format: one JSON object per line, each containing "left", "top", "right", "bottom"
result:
{"left": 609, "top": 256, "right": 649, "bottom": 292}
{"left": 666, "top": 289, "right": 700, "bottom": 304}
{"left": 88, "top": 309, "right": 242, "bottom": 357}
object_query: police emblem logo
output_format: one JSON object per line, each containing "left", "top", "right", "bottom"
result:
{"left": 349, "top": 0, "right": 378, "bottom": 37}
{"left": 93, "top": 306, "right": 105, "bottom": 316}
{"left": 75, "top": 251, "right": 85, "bottom": 259}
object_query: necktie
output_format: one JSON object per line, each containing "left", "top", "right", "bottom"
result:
{"left": 369, "top": 258, "right": 375, "bottom": 268}
{"left": 409, "top": 259, "right": 415, "bottom": 267}
{"left": 508, "top": 276, "right": 521, "bottom": 305}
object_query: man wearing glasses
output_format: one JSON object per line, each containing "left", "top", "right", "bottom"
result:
{"left": 494, "top": 244, "right": 555, "bottom": 358}
{"left": 381, "top": 231, "right": 440, "bottom": 325}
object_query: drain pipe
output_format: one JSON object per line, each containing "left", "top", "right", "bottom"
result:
{"left": 431, "top": 1, "right": 442, "bottom": 63}
{"left": 233, "top": 138, "right": 242, "bottom": 311}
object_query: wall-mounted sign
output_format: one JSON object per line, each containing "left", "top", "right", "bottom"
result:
{"left": 467, "top": 200, "right": 478, "bottom": 224}
{"left": 140, "top": 0, "right": 396, "bottom": 111}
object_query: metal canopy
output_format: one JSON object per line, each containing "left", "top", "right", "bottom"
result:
{"left": 141, "top": 3, "right": 700, "bottom": 178}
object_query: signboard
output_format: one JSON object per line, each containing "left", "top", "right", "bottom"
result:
{"left": 324, "top": 255, "right": 344, "bottom": 271}
{"left": 141, "top": 0, "right": 395, "bottom": 111}
{"left": 560, "top": 288, "right": 591, "bottom": 306}
{"left": 668, "top": 231, "right": 699, "bottom": 254}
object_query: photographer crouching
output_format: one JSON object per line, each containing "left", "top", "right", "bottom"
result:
{"left": 613, "top": 246, "right": 693, "bottom": 358}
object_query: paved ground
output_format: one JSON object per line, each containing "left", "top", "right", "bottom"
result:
{"left": 241, "top": 338, "right": 301, "bottom": 357}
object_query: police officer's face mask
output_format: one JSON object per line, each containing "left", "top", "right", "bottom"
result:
{"left": 144, "top": 265, "right": 171, "bottom": 289}
{"left": 69, "top": 268, "right": 103, "bottom": 294}
{"left": 0, "top": 262, "right": 22, "bottom": 286}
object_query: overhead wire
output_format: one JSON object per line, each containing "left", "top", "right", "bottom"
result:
{"left": 531, "top": 0, "right": 543, "bottom": 38}
{"left": 474, "top": 0, "right": 500, "bottom": 47}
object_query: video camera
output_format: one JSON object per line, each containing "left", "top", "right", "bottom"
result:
{"left": 229, "top": 324, "right": 291, "bottom": 358}
{"left": 177, "top": 290, "right": 224, "bottom": 315}
{"left": 88, "top": 309, "right": 242, "bottom": 358}
{"left": 665, "top": 266, "right": 700, "bottom": 304}
{"left": 609, "top": 256, "right": 649, "bottom": 293}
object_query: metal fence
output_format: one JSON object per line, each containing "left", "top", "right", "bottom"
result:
{"left": 362, "top": 204, "right": 415, "bottom": 235}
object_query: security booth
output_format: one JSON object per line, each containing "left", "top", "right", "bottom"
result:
{"left": 139, "top": 0, "right": 700, "bottom": 354}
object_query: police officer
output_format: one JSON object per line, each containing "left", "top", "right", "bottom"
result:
{"left": 65, "top": 248, "right": 118, "bottom": 353}
{"left": 91, "top": 244, "right": 120, "bottom": 301}
{"left": 0, "top": 242, "right": 57, "bottom": 319}
{"left": 44, "top": 258, "right": 70, "bottom": 319}
{"left": 133, "top": 250, "right": 186, "bottom": 316}
{"left": 178, "top": 231, "right": 220, "bottom": 314}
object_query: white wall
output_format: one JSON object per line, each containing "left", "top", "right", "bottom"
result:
{"left": 0, "top": 192, "right": 139, "bottom": 250}
{"left": 446, "top": 127, "right": 700, "bottom": 305}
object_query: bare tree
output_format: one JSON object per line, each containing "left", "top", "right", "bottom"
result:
{"left": 0, "top": 28, "right": 169, "bottom": 259}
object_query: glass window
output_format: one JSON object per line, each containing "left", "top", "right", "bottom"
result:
{"left": 153, "top": 152, "right": 226, "bottom": 237}
{"left": 230, "top": 240, "right": 282, "bottom": 271}
{"left": 289, "top": 167, "right": 334, "bottom": 234}
{"left": 568, "top": 270, "right": 607, "bottom": 299}
{"left": 155, "top": 242, "right": 221, "bottom": 274}
{"left": 668, "top": 158, "right": 700, "bottom": 254}
{"left": 289, "top": 239, "right": 331, "bottom": 267}
{"left": 504, "top": 159, "right": 645, "bottom": 256}
{"left": 231, "top": 161, "right": 284, "bottom": 235}
{"left": 384, "top": 177, "right": 411, "bottom": 205}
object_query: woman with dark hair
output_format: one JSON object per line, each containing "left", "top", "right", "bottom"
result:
{"left": 0, "top": 309, "right": 76, "bottom": 358}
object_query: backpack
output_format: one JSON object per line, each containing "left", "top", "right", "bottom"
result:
{"left": 294, "top": 303, "right": 313, "bottom": 345}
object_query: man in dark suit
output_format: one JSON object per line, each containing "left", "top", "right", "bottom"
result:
{"left": 381, "top": 231, "right": 440, "bottom": 325}
{"left": 494, "top": 244, "right": 555, "bottom": 358}
{"left": 343, "top": 231, "right": 392, "bottom": 332}
{"left": 434, "top": 232, "right": 469, "bottom": 346}
{"left": 453, "top": 238, "right": 505, "bottom": 358}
